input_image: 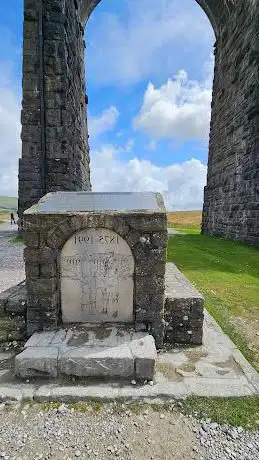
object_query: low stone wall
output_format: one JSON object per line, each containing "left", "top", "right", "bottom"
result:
{"left": 0, "top": 263, "right": 204, "bottom": 348}
{"left": 0, "top": 282, "right": 27, "bottom": 345}
{"left": 164, "top": 263, "right": 204, "bottom": 345}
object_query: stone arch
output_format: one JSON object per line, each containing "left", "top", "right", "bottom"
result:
{"left": 79, "top": 0, "right": 234, "bottom": 36}
{"left": 19, "top": 0, "right": 259, "bottom": 246}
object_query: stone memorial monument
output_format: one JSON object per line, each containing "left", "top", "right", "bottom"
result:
{"left": 15, "top": 191, "right": 168, "bottom": 380}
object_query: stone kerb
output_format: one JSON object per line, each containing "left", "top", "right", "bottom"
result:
{"left": 23, "top": 209, "right": 167, "bottom": 347}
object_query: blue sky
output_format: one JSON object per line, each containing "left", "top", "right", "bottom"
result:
{"left": 0, "top": 0, "right": 214, "bottom": 210}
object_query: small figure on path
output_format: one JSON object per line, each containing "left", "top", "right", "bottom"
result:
{"left": 10, "top": 212, "right": 16, "bottom": 225}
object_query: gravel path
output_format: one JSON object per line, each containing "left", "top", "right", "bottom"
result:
{"left": 0, "top": 402, "right": 258, "bottom": 460}
{"left": 0, "top": 222, "right": 25, "bottom": 293}
{"left": 0, "top": 402, "right": 202, "bottom": 460}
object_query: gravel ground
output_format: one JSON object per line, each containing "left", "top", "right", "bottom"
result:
{"left": 0, "top": 222, "right": 24, "bottom": 293}
{"left": 0, "top": 402, "right": 258, "bottom": 460}
{"left": 196, "top": 418, "right": 259, "bottom": 460}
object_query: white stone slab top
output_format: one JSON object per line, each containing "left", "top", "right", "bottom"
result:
{"left": 24, "top": 192, "right": 166, "bottom": 214}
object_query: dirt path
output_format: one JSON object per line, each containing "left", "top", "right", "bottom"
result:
{"left": 0, "top": 222, "right": 24, "bottom": 293}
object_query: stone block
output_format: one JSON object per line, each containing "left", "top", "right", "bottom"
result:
{"left": 6, "top": 286, "right": 27, "bottom": 315}
{"left": 0, "top": 284, "right": 27, "bottom": 315}
{"left": 129, "top": 335, "right": 157, "bottom": 380}
{"left": 151, "top": 232, "right": 168, "bottom": 248}
{"left": 40, "top": 263, "right": 57, "bottom": 278}
{"left": 25, "top": 263, "right": 40, "bottom": 278}
{"left": 16, "top": 328, "right": 157, "bottom": 381}
{"left": 27, "top": 278, "right": 57, "bottom": 296}
{"left": 164, "top": 263, "right": 204, "bottom": 346}
{"left": 0, "top": 313, "right": 26, "bottom": 342}
{"left": 0, "top": 290, "right": 10, "bottom": 314}
{"left": 23, "top": 232, "right": 39, "bottom": 248}
{"left": 126, "top": 214, "right": 167, "bottom": 232}
{"left": 25, "top": 331, "right": 56, "bottom": 348}
{"left": 59, "top": 344, "right": 134, "bottom": 378}
{"left": 167, "top": 328, "right": 203, "bottom": 345}
{"left": 15, "top": 346, "right": 59, "bottom": 378}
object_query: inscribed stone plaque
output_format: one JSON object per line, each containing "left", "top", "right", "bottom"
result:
{"left": 60, "top": 228, "right": 134, "bottom": 323}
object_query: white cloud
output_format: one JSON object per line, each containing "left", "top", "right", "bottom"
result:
{"left": 88, "top": 106, "right": 119, "bottom": 138}
{"left": 87, "top": 0, "right": 214, "bottom": 85}
{"left": 91, "top": 143, "right": 207, "bottom": 210}
{"left": 134, "top": 66, "right": 212, "bottom": 142}
{"left": 0, "top": 82, "right": 21, "bottom": 197}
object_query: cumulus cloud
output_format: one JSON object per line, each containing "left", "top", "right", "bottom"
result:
{"left": 134, "top": 67, "right": 212, "bottom": 142}
{"left": 91, "top": 143, "right": 207, "bottom": 210}
{"left": 0, "top": 82, "right": 21, "bottom": 197}
{"left": 87, "top": 0, "right": 214, "bottom": 85}
{"left": 88, "top": 105, "right": 119, "bottom": 138}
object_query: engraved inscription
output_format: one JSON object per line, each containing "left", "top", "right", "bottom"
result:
{"left": 60, "top": 228, "right": 134, "bottom": 323}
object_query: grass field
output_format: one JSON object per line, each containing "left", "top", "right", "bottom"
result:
{"left": 167, "top": 211, "right": 259, "bottom": 373}
{"left": 167, "top": 229, "right": 259, "bottom": 372}
{"left": 167, "top": 210, "right": 202, "bottom": 234}
{"left": 0, "top": 196, "right": 18, "bottom": 222}
{"left": 0, "top": 195, "right": 17, "bottom": 210}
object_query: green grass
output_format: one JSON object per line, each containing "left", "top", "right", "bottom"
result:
{"left": 167, "top": 233, "right": 259, "bottom": 371}
{"left": 38, "top": 399, "right": 259, "bottom": 429}
{"left": 41, "top": 401, "right": 103, "bottom": 413}
{"left": 169, "top": 224, "right": 201, "bottom": 234}
{"left": 8, "top": 235, "right": 24, "bottom": 244}
{"left": 184, "top": 397, "right": 259, "bottom": 429}
{"left": 0, "top": 196, "right": 17, "bottom": 211}
{"left": 0, "top": 210, "right": 15, "bottom": 214}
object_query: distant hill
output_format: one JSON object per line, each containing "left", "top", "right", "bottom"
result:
{"left": 0, "top": 196, "right": 18, "bottom": 213}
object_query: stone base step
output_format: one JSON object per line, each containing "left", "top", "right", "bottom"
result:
{"left": 15, "top": 325, "right": 157, "bottom": 381}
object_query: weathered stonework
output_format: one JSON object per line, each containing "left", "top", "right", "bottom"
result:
{"left": 0, "top": 282, "right": 27, "bottom": 344}
{"left": 23, "top": 192, "right": 167, "bottom": 348}
{"left": 15, "top": 328, "right": 157, "bottom": 381}
{"left": 202, "top": 0, "right": 259, "bottom": 247}
{"left": 164, "top": 263, "right": 204, "bottom": 345}
{"left": 19, "top": 0, "right": 91, "bottom": 218}
{"left": 19, "top": 0, "right": 259, "bottom": 246}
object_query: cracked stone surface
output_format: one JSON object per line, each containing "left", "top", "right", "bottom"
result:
{"left": 5, "top": 312, "right": 258, "bottom": 400}
{"left": 15, "top": 326, "right": 157, "bottom": 381}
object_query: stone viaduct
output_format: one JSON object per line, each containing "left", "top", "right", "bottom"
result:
{"left": 19, "top": 0, "right": 259, "bottom": 246}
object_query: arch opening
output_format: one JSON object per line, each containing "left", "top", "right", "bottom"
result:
{"left": 79, "top": 0, "right": 234, "bottom": 37}
{"left": 19, "top": 0, "right": 259, "bottom": 247}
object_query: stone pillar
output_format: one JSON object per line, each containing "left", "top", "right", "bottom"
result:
{"left": 19, "top": 0, "right": 43, "bottom": 218}
{"left": 202, "top": 0, "right": 259, "bottom": 247}
{"left": 19, "top": 0, "right": 91, "bottom": 219}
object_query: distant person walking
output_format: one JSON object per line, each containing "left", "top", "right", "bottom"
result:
{"left": 10, "top": 212, "right": 16, "bottom": 225}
